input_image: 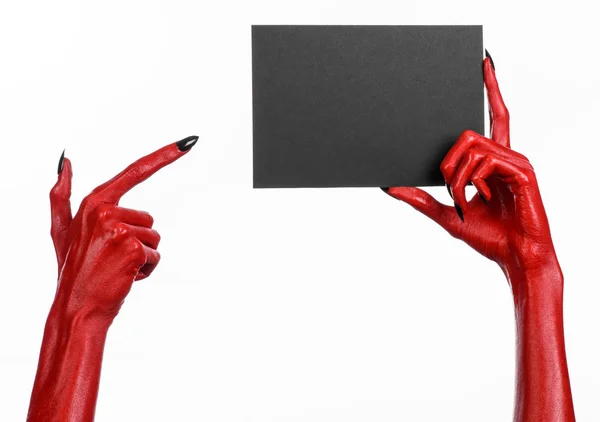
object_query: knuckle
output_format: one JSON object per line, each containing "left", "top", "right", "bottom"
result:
{"left": 49, "top": 186, "right": 71, "bottom": 203}
{"left": 519, "top": 168, "right": 535, "bottom": 184}
{"left": 495, "top": 107, "right": 510, "bottom": 121}
{"left": 125, "top": 237, "right": 145, "bottom": 258}
{"left": 49, "top": 186, "right": 61, "bottom": 201}
{"left": 80, "top": 195, "right": 97, "bottom": 212}
{"left": 110, "top": 222, "right": 130, "bottom": 240}
{"left": 95, "top": 204, "right": 113, "bottom": 221}
{"left": 129, "top": 238, "right": 143, "bottom": 251}
{"left": 81, "top": 196, "right": 92, "bottom": 207}
{"left": 440, "top": 161, "right": 452, "bottom": 175}
{"left": 458, "top": 129, "right": 478, "bottom": 144}
{"left": 483, "top": 154, "right": 496, "bottom": 165}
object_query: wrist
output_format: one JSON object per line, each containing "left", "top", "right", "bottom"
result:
{"left": 51, "top": 272, "right": 118, "bottom": 331}
{"left": 502, "top": 253, "right": 563, "bottom": 306}
{"left": 47, "top": 299, "right": 112, "bottom": 337}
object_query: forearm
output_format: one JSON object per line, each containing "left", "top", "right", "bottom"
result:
{"left": 506, "top": 261, "right": 575, "bottom": 422}
{"left": 28, "top": 304, "right": 109, "bottom": 422}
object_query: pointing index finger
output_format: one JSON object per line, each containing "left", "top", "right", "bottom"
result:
{"left": 94, "top": 136, "right": 198, "bottom": 203}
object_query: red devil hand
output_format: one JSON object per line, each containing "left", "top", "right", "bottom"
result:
{"left": 383, "top": 55, "right": 575, "bottom": 421}
{"left": 384, "top": 57, "right": 553, "bottom": 276}
{"left": 48, "top": 137, "right": 198, "bottom": 319}
{"left": 28, "top": 136, "right": 198, "bottom": 422}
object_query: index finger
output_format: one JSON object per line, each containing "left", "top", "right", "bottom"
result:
{"left": 93, "top": 136, "right": 199, "bottom": 203}
{"left": 483, "top": 51, "right": 510, "bottom": 148}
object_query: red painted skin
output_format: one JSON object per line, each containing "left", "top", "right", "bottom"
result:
{"left": 25, "top": 61, "right": 573, "bottom": 421}
{"left": 27, "top": 141, "right": 195, "bottom": 422}
{"left": 384, "top": 57, "right": 576, "bottom": 421}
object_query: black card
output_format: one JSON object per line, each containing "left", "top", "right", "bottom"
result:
{"left": 252, "top": 25, "right": 484, "bottom": 188}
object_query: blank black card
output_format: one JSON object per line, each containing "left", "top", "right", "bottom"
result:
{"left": 252, "top": 25, "right": 484, "bottom": 188}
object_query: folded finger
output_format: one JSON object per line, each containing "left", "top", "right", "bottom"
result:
{"left": 471, "top": 154, "right": 532, "bottom": 198}
{"left": 441, "top": 130, "right": 527, "bottom": 185}
{"left": 449, "top": 149, "right": 487, "bottom": 214}
{"left": 124, "top": 224, "right": 161, "bottom": 249}
{"left": 113, "top": 207, "right": 154, "bottom": 228}
{"left": 135, "top": 245, "right": 161, "bottom": 281}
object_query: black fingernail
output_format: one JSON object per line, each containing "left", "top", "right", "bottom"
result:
{"left": 176, "top": 135, "right": 199, "bottom": 152}
{"left": 57, "top": 149, "right": 65, "bottom": 174}
{"left": 454, "top": 203, "right": 464, "bottom": 222}
{"left": 446, "top": 183, "right": 453, "bottom": 199}
{"left": 485, "top": 49, "right": 495, "bottom": 70}
{"left": 381, "top": 187, "right": 390, "bottom": 193}
{"left": 479, "top": 193, "right": 488, "bottom": 204}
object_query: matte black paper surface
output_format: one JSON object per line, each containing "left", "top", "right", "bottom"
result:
{"left": 252, "top": 25, "right": 484, "bottom": 188}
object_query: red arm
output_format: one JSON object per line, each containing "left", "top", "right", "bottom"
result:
{"left": 27, "top": 137, "right": 198, "bottom": 422}
{"left": 383, "top": 54, "right": 575, "bottom": 421}
{"left": 510, "top": 263, "right": 573, "bottom": 421}
{"left": 27, "top": 308, "right": 110, "bottom": 421}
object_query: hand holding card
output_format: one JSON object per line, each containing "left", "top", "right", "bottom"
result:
{"left": 384, "top": 55, "right": 576, "bottom": 422}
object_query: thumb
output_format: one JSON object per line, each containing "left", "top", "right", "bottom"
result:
{"left": 49, "top": 151, "right": 73, "bottom": 270}
{"left": 382, "top": 187, "right": 457, "bottom": 233}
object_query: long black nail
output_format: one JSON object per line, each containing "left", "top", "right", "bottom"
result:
{"left": 485, "top": 49, "right": 495, "bottom": 70}
{"left": 446, "top": 183, "right": 453, "bottom": 199}
{"left": 479, "top": 193, "right": 488, "bottom": 204}
{"left": 57, "top": 149, "right": 65, "bottom": 174}
{"left": 454, "top": 203, "right": 464, "bottom": 222}
{"left": 177, "top": 135, "right": 199, "bottom": 152}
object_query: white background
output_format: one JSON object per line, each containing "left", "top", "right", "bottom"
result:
{"left": 0, "top": 0, "right": 598, "bottom": 420}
